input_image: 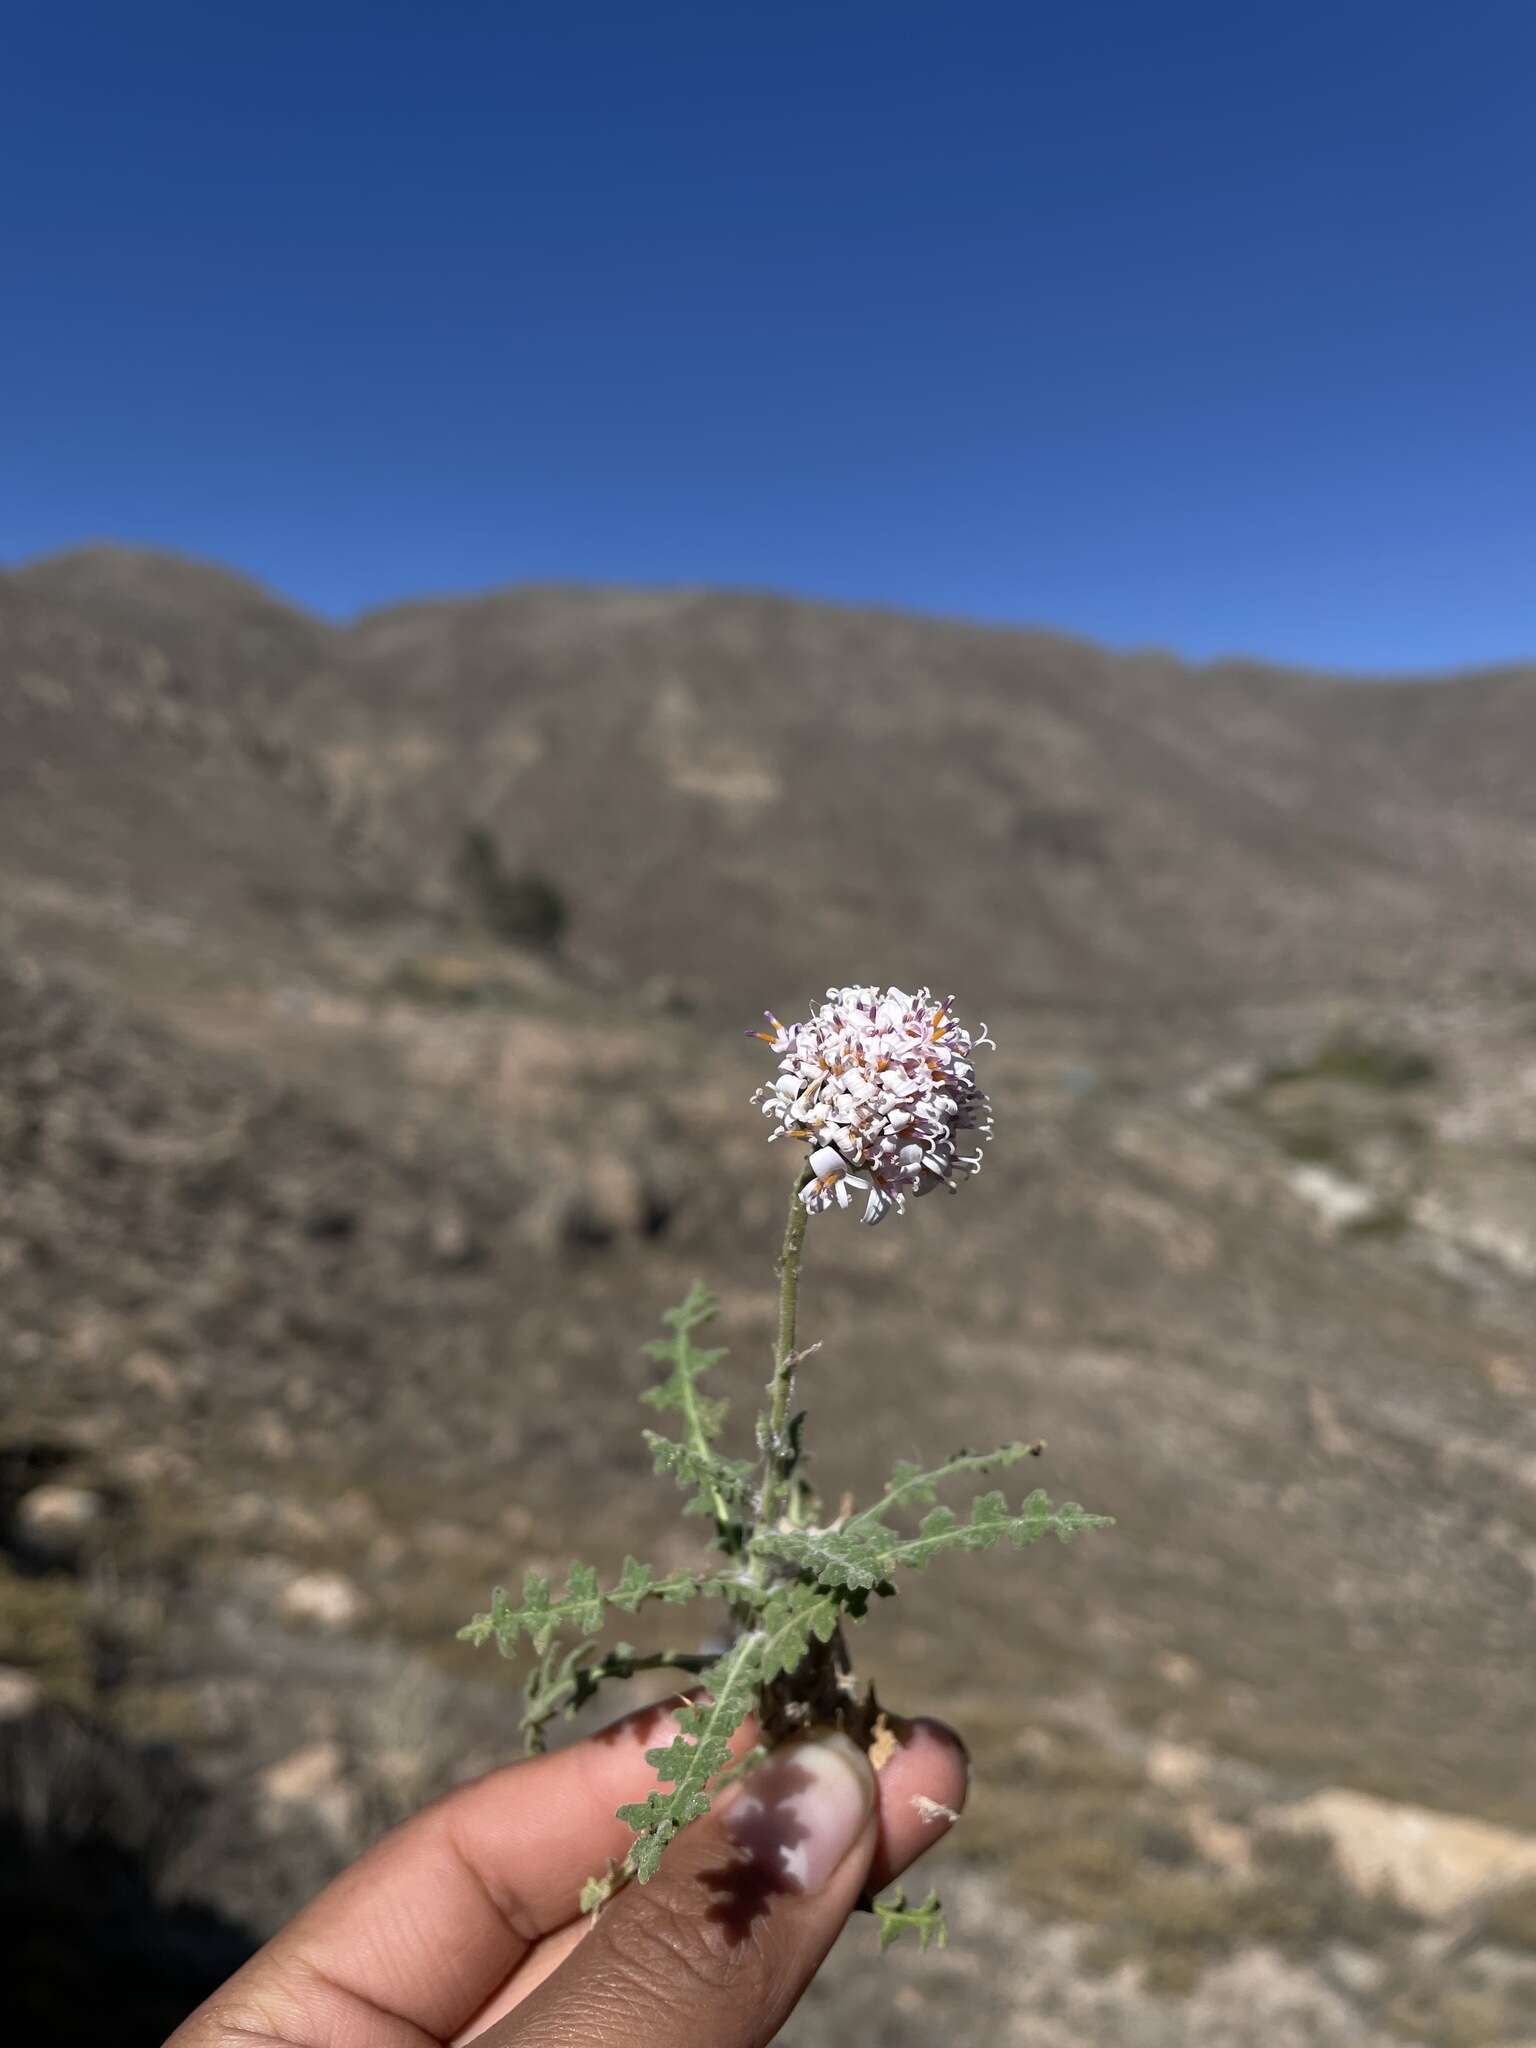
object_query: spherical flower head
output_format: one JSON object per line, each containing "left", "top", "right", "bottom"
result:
{"left": 750, "top": 986, "right": 995, "bottom": 1224}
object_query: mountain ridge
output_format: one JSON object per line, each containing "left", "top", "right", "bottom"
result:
{"left": 5, "top": 543, "right": 1535, "bottom": 1021}
{"left": 14, "top": 541, "right": 1536, "bottom": 685}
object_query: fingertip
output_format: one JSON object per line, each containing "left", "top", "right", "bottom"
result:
{"left": 869, "top": 1713, "right": 970, "bottom": 1887}
{"left": 900, "top": 1714, "right": 971, "bottom": 1795}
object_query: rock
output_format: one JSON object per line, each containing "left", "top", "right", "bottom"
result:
{"left": 1259, "top": 1788, "right": 1536, "bottom": 1918}
{"left": 260, "top": 1738, "right": 344, "bottom": 1803}
{"left": 1412, "top": 1153, "right": 1536, "bottom": 1280}
{"left": 121, "top": 1347, "right": 180, "bottom": 1400}
{"left": 1146, "top": 1739, "right": 1211, "bottom": 1795}
{"left": 1188, "top": 1808, "right": 1254, "bottom": 1874}
{"left": 499, "top": 1503, "right": 535, "bottom": 1541}
{"left": 280, "top": 1570, "right": 368, "bottom": 1631}
{"left": 418, "top": 1520, "right": 475, "bottom": 1558}
{"left": 566, "top": 1158, "right": 648, "bottom": 1244}
{"left": 1154, "top": 1649, "right": 1202, "bottom": 1690}
{"left": 1288, "top": 1165, "right": 1380, "bottom": 1234}
{"left": 0, "top": 1666, "right": 44, "bottom": 1720}
{"left": 118, "top": 1443, "right": 194, "bottom": 1487}
{"left": 1306, "top": 1384, "right": 1357, "bottom": 1459}
{"left": 525, "top": 1153, "right": 665, "bottom": 1253}
{"left": 273, "top": 1500, "right": 330, "bottom": 1545}
{"left": 251, "top": 1412, "right": 295, "bottom": 1460}
{"left": 428, "top": 1203, "right": 477, "bottom": 1266}
{"left": 1324, "top": 1945, "right": 1387, "bottom": 2000}
{"left": 63, "top": 1310, "right": 125, "bottom": 1365}
{"left": 16, "top": 1482, "right": 106, "bottom": 1550}
{"left": 259, "top": 1739, "right": 358, "bottom": 1839}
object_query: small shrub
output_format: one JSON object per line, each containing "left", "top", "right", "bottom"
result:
{"left": 454, "top": 827, "right": 568, "bottom": 951}
{"left": 1272, "top": 1031, "right": 1438, "bottom": 1093}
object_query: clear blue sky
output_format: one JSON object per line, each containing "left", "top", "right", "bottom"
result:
{"left": 3, "top": 2, "right": 1533, "bottom": 672}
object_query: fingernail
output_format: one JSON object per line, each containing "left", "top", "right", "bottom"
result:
{"left": 722, "top": 1731, "right": 875, "bottom": 1893}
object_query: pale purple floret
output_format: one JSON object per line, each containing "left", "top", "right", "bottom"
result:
{"left": 750, "top": 985, "right": 994, "bottom": 1224}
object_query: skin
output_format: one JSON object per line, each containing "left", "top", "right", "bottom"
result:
{"left": 168, "top": 1698, "right": 969, "bottom": 2048}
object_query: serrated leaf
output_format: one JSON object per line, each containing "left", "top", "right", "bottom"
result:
{"left": 643, "top": 1432, "right": 755, "bottom": 1522}
{"left": 608, "top": 1556, "right": 657, "bottom": 1612}
{"left": 882, "top": 1458, "right": 936, "bottom": 1507}
{"left": 858, "top": 1442, "right": 1045, "bottom": 1525}
{"left": 873, "top": 1886, "right": 948, "bottom": 1953}
{"left": 615, "top": 1583, "right": 840, "bottom": 1881}
{"left": 753, "top": 1468, "right": 1112, "bottom": 1593}
{"left": 460, "top": 1554, "right": 730, "bottom": 1660}
{"left": 638, "top": 1283, "right": 749, "bottom": 1543}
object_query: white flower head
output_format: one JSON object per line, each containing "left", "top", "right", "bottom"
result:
{"left": 751, "top": 986, "right": 995, "bottom": 1225}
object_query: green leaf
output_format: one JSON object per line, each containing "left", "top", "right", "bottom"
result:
{"left": 753, "top": 1453, "right": 1112, "bottom": 1593}
{"left": 856, "top": 1441, "right": 1046, "bottom": 1524}
{"left": 517, "top": 1636, "right": 731, "bottom": 1754}
{"left": 873, "top": 1887, "right": 948, "bottom": 1953}
{"left": 459, "top": 1554, "right": 730, "bottom": 1660}
{"left": 641, "top": 1282, "right": 728, "bottom": 1429}
{"left": 643, "top": 1432, "right": 755, "bottom": 1524}
{"left": 615, "top": 1584, "right": 840, "bottom": 1881}
{"left": 578, "top": 1863, "right": 626, "bottom": 1914}
{"left": 606, "top": 1554, "right": 704, "bottom": 1612}
{"left": 640, "top": 1282, "right": 750, "bottom": 1542}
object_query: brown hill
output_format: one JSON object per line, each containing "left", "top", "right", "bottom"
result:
{"left": 6, "top": 546, "right": 1536, "bottom": 1015}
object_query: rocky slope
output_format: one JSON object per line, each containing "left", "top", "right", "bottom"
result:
{"left": 3, "top": 547, "right": 1536, "bottom": 2045}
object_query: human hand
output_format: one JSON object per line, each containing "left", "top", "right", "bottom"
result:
{"left": 168, "top": 1698, "right": 968, "bottom": 2047}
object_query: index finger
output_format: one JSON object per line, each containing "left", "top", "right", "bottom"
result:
{"left": 172, "top": 1695, "right": 742, "bottom": 2048}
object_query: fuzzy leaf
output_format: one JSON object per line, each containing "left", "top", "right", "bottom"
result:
{"left": 517, "top": 1635, "right": 733, "bottom": 1753}
{"left": 606, "top": 1554, "right": 706, "bottom": 1613}
{"left": 578, "top": 1863, "right": 625, "bottom": 1914}
{"left": 641, "top": 1281, "right": 729, "bottom": 1433}
{"left": 640, "top": 1282, "right": 751, "bottom": 1539}
{"left": 642, "top": 1432, "right": 755, "bottom": 1523}
{"left": 460, "top": 1554, "right": 727, "bottom": 1660}
{"left": 873, "top": 1887, "right": 948, "bottom": 1953}
{"left": 859, "top": 1441, "right": 1045, "bottom": 1522}
{"left": 754, "top": 1476, "right": 1111, "bottom": 1593}
{"left": 615, "top": 1584, "right": 840, "bottom": 1881}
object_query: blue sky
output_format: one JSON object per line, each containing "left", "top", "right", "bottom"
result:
{"left": 3, "top": 2, "right": 1533, "bottom": 672}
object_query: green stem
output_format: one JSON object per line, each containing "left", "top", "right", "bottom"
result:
{"left": 522, "top": 1645, "right": 718, "bottom": 1751}
{"left": 758, "top": 1164, "right": 812, "bottom": 1534}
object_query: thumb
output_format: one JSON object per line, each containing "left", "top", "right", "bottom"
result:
{"left": 482, "top": 1730, "right": 878, "bottom": 2048}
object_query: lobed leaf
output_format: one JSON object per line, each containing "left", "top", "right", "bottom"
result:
{"left": 873, "top": 1887, "right": 948, "bottom": 1953}
{"left": 459, "top": 1554, "right": 732, "bottom": 1660}
{"left": 643, "top": 1432, "right": 755, "bottom": 1523}
{"left": 615, "top": 1583, "right": 840, "bottom": 1881}
{"left": 754, "top": 1480, "right": 1112, "bottom": 1593}
{"left": 639, "top": 1281, "right": 749, "bottom": 1542}
{"left": 854, "top": 1441, "right": 1045, "bottom": 1525}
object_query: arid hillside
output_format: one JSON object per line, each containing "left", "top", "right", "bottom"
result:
{"left": 3, "top": 548, "right": 1536, "bottom": 2047}
{"left": 7, "top": 546, "right": 1536, "bottom": 1014}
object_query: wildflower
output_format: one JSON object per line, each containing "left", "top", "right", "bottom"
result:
{"left": 751, "top": 986, "right": 994, "bottom": 1224}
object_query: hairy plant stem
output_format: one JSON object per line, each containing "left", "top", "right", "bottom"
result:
{"left": 758, "top": 1163, "right": 813, "bottom": 1536}
{"left": 748, "top": 1164, "right": 872, "bottom": 1747}
{"left": 522, "top": 1645, "right": 719, "bottom": 1751}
